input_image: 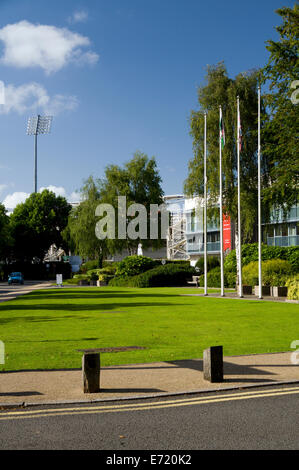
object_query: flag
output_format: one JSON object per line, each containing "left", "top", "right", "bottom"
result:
{"left": 238, "top": 106, "right": 242, "bottom": 152}
{"left": 219, "top": 107, "right": 225, "bottom": 149}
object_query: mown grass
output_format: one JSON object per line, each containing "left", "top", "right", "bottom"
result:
{"left": 0, "top": 286, "right": 298, "bottom": 371}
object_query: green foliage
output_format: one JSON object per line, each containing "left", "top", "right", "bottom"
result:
{"left": 242, "top": 259, "right": 293, "bottom": 287}
{"left": 224, "top": 244, "right": 299, "bottom": 273}
{"left": 115, "top": 255, "right": 157, "bottom": 278}
{"left": 286, "top": 274, "right": 299, "bottom": 300}
{"left": 9, "top": 190, "right": 71, "bottom": 262}
{"left": 195, "top": 256, "right": 220, "bottom": 274}
{"left": 97, "top": 151, "right": 165, "bottom": 255}
{"left": 199, "top": 266, "right": 236, "bottom": 288}
{"left": 184, "top": 63, "right": 268, "bottom": 241}
{"left": 0, "top": 203, "right": 12, "bottom": 261}
{"left": 261, "top": 4, "right": 299, "bottom": 209}
{"left": 110, "top": 263, "right": 196, "bottom": 288}
{"left": 79, "top": 260, "right": 100, "bottom": 273}
{"left": 63, "top": 177, "right": 106, "bottom": 261}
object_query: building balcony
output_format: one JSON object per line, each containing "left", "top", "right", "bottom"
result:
{"left": 266, "top": 235, "right": 299, "bottom": 247}
{"left": 187, "top": 241, "right": 220, "bottom": 254}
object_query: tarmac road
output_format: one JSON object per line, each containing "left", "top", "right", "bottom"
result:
{"left": 0, "top": 384, "right": 298, "bottom": 450}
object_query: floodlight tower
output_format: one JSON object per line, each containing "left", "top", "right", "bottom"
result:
{"left": 27, "top": 115, "right": 53, "bottom": 193}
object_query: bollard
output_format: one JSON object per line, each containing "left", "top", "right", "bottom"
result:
{"left": 82, "top": 353, "right": 100, "bottom": 393}
{"left": 203, "top": 346, "right": 223, "bottom": 383}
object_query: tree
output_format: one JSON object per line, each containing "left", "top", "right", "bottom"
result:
{"left": 66, "top": 151, "right": 165, "bottom": 260}
{"left": 0, "top": 203, "right": 12, "bottom": 262}
{"left": 184, "top": 63, "right": 268, "bottom": 241}
{"left": 64, "top": 176, "right": 106, "bottom": 265}
{"left": 10, "top": 190, "right": 71, "bottom": 262}
{"left": 98, "top": 151, "right": 165, "bottom": 255}
{"left": 261, "top": 4, "right": 299, "bottom": 211}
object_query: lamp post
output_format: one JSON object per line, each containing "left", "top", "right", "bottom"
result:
{"left": 26, "top": 115, "right": 53, "bottom": 193}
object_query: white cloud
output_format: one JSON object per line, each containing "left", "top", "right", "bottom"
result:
{"left": 2, "top": 191, "right": 30, "bottom": 210}
{"left": 2, "top": 186, "right": 82, "bottom": 211}
{"left": 0, "top": 82, "right": 78, "bottom": 116}
{"left": 0, "top": 20, "right": 99, "bottom": 74}
{"left": 39, "top": 185, "right": 66, "bottom": 197}
{"left": 68, "top": 10, "right": 89, "bottom": 24}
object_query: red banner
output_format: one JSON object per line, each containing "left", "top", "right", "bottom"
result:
{"left": 223, "top": 214, "right": 231, "bottom": 251}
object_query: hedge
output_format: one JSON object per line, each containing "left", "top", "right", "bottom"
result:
{"left": 109, "top": 263, "right": 196, "bottom": 288}
{"left": 286, "top": 274, "right": 299, "bottom": 300}
{"left": 242, "top": 259, "right": 293, "bottom": 287}
{"left": 224, "top": 244, "right": 299, "bottom": 273}
{"left": 199, "top": 267, "right": 236, "bottom": 288}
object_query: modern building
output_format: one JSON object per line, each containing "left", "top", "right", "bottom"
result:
{"left": 165, "top": 196, "right": 299, "bottom": 263}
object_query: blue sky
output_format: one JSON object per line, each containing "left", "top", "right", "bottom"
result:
{"left": 0, "top": 0, "right": 295, "bottom": 210}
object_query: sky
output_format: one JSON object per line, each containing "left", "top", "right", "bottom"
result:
{"left": 0, "top": 0, "right": 295, "bottom": 211}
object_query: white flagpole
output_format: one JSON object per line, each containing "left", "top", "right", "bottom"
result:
{"left": 258, "top": 86, "right": 262, "bottom": 299}
{"left": 237, "top": 96, "right": 243, "bottom": 298}
{"left": 219, "top": 106, "right": 224, "bottom": 297}
{"left": 204, "top": 112, "right": 208, "bottom": 296}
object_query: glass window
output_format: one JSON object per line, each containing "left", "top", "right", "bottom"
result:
{"left": 289, "top": 223, "right": 296, "bottom": 236}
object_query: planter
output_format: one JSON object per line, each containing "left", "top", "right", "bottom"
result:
{"left": 78, "top": 279, "right": 89, "bottom": 286}
{"left": 97, "top": 280, "right": 108, "bottom": 287}
{"left": 89, "top": 280, "right": 97, "bottom": 286}
{"left": 254, "top": 285, "right": 271, "bottom": 296}
{"left": 242, "top": 285, "right": 252, "bottom": 295}
{"left": 271, "top": 286, "right": 288, "bottom": 298}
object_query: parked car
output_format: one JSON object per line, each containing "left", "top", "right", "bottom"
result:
{"left": 8, "top": 272, "right": 24, "bottom": 285}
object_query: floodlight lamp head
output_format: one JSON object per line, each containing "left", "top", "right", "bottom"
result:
{"left": 26, "top": 115, "right": 53, "bottom": 135}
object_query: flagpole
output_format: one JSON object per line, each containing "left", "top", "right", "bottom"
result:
{"left": 237, "top": 96, "right": 243, "bottom": 298}
{"left": 204, "top": 112, "right": 208, "bottom": 296}
{"left": 219, "top": 106, "right": 224, "bottom": 297}
{"left": 258, "top": 86, "right": 262, "bottom": 299}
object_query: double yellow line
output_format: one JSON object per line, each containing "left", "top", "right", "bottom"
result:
{"left": 1, "top": 386, "right": 299, "bottom": 421}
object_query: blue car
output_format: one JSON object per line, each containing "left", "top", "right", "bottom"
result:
{"left": 8, "top": 272, "right": 24, "bottom": 285}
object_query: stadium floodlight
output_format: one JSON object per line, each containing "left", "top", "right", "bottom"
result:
{"left": 26, "top": 115, "right": 53, "bottom": 193}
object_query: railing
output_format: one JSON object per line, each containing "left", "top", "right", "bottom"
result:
{"left": 187, "top": 242, "right": 220, "bottom": 253}
{"left": 186, "top": 223, "right": 219, "bottom": 233}
{"left": 267, "top": 235, "right": 299, "bottom": 247}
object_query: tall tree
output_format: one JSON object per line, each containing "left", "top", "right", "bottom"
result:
{"left": 64, "top": 176, "right": 106, "bottom": 265}
{"left": 261, "top": 3, "right": 299, "bottom": 211}
{"left": 98, "top": 151, "right": 165, "bottom": 255}
{"left": 10, "top": 190, "right": 71, "bottom": 262}
{"left": 184, "top": 63, "right": 268, "bottom": 241}
{"left": 0, "top": 203, "right": 12, "bottom": 262}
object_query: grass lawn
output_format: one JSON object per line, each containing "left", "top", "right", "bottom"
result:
{"left": 0, "top": 286, "right": 298, "bottom": 371}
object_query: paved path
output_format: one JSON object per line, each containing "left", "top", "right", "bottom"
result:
{"left": 0, "top": 352, "right": 298, "bottom": 407}
{"left": 0, "top": 281, "right": 53, "bottom": 303}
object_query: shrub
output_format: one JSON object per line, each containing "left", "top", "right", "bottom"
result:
{"left": 199, "top": 267, "right": 236, "bottom": 288}
{"left": 115, "top": 255, "right": 157, "bottom": 278}
{"left": 242, "top": 259, "right": 293, "bottom": 287}
{"left": 286, "top": 274, "right": 299, "bottom": 300}
{"left": 224, "top": 244, "right": 299, "bottom": 273}
{"left": 110, "top": 263, "right": 196, "bottom": 288}
{"left": 195, "top": 256, "right": 220, "bottom": 274}
{"left": 79, "top": 260, "right": 99, "bottom": 273}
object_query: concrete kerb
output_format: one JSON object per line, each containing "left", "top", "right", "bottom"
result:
{"left": 1, "top": 379, "right": 299, "bottom": 411}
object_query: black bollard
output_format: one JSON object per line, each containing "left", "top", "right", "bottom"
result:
{"left": 203, "top": 346, "right": 223, "bottom": 383}
{"left": 82, "top": 353, "right": 100, "bottom": 393}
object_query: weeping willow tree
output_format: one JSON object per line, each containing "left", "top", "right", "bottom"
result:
{"left": 184, "top": 63, "right": 269, "bottom": 245}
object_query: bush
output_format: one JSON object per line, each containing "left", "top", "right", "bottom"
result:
{"left": 242, "top": 259, "right": 293, "bottom": 287}
{"left": 286, "top": 274, "right": 299, "bottom": 300}
{"left": 224, "top": 244, "right": 299, "bottom": 273}
{"left": 195, "top": 256, "right": 220, "bottom": 274}
{"left": 110, "top": 263, "right": 196, "bottom": 288}
{"left": 199, "top": 267, "right": 236, "bottom": 288}
{"left": 115, "top": 255, "right": 157, "bottom": 278}
{"left": 79, "top": 260, "right": 100, "bottom": 273}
